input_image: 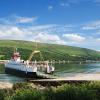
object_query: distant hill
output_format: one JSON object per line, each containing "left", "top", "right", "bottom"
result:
{"left": 0, "top": 40, "right": 100, "bottom": 61}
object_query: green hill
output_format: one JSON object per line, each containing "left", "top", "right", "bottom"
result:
{"left": 0, "top": 40, "right": 100, "bottom": 61}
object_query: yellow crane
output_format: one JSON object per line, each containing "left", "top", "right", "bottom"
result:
{"left": 28, "top": 42, "right": 44, "bottom": 61}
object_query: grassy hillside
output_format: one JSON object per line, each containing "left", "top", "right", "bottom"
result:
{"left": 0, "top": 40, "right": 100, "bottom": 61}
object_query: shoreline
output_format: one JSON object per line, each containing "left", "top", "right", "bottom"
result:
{"left": 29, "top": 74, "right": 100, "bottom": 86}
{"left": 0, "top": 60, "right": 100, "bottom": 64}
{"left": 0, "top": 74, "right": 100, "bottom": 89}
{"left": 0, "top": 82, "right": 13, "bottom": 89}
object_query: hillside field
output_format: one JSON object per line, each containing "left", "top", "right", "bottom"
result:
{"left": 0, "top": 40, "right": 100, "bottom": 61}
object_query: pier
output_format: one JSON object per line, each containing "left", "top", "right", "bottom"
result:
{"left": 1, "top": 60, "right": 100, "bottom": 64}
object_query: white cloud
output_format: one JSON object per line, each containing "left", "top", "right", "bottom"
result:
{"left": 95, "top": 38, "right": 100, "bottom": 42}
{"left": 48, "top": 6, "right": 53, "bottom": 10}
{"left": 1, "top": 15, "right": 100, "bottom": 50}
{"left": 63, "top": 34, "right": 86, "bottom": 42}
{"left": 28, "top": 24, "right": 57, "bottom": 31}
{"left": 32, "top": 33, "right": 66, "bottom": 44}
{"left": 0, "top": 26, "right": 26, "bottom": 40}
{"left": 82, "top": 20, "right": 100, "bottom": 30}
{"left": 0, "top": 15, "right": 88, "bottom": 46}
{"left": 0, "top": 15, "right": 68, "bottom": 44}
{"left": 0, "top": 15, "right": 38, "bottom": 25}
{"left": 16, "top": 16, "right": 37, "bottom": 23}
{"left": 60, "top": 3, "right": 70, "bottom": 7}
{"left": 0, "top": 26, "right": 67, "bottom": 44}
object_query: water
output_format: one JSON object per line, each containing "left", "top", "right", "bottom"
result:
{"left": 0, "top": 64, "right": 25, "bottom": 83}
{"left": 0, "top": 63, "right": 100, "bottom": 82}
{"left": 54, "top": 63, "right": 100, "bottom": 77}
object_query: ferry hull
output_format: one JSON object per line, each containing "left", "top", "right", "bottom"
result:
{"left": 5, "top": 67, "right": 37, "bottom": 78}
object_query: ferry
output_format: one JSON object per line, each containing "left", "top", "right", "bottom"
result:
{"left": 5, "top": 48, "right": 55, "bottom": 78}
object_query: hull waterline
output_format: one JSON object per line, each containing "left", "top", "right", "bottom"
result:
{"left": 5, "top": 67, "right": 37, "bottom": 78}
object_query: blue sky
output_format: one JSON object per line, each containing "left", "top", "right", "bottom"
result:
{"left": 0, "top": 0, "right": 100, "bottom": 50}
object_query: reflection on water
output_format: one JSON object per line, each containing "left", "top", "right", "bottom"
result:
{"left": 54, "top": 63, "right": 100, "bottom": 77}
{"left": 0, "top": 64, "right": 25, "bottom": 83}
{"left": 0, "top": 63, "right": 100, "bottom": 82}
{"left": 0, "top": 74, "right": 25, "bottom": 83}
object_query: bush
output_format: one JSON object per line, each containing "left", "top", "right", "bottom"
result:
{"left": 10, "top": 88, "right": 43, "bottom": 100}
{"left": 44, "top": 87, "right": 56, "bottom": 100}
{"left": 44, "top": 83, "right": 99, "bottom": 100}
{"left": 13, "top": 82, "right": 30, "bottom": 90}
{"left": 2, "top": 82, "right": 100, "bottom": 100}
{"left": 0, "top": 89, "right": 5, "bottom": 100}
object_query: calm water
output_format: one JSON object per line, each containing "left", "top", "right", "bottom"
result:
{"left": 0, "top": 64, "right": 25, "bottom": 83}
{"left": 0, "top": 63, "right": 100, "bottom": 82}
{"left": 54, "top": 63, "right": 100, "bottom": 77}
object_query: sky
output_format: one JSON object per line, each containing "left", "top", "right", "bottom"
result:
{"left": 0, "top": 0, "right": 100, "bottom": 50}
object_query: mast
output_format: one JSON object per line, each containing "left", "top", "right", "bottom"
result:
{"left": 12, "top": 47, "right": 21, "bottom": 61}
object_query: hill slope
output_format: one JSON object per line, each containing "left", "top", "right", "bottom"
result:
{"left": 0, "top": 40, "right": 100, "bottom": 61}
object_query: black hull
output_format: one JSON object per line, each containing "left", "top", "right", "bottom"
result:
{"left": 5, "top": 67, "right": 37, "bottom": 78}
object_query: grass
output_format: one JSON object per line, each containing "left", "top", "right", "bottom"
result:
{"left": 0, "top": 40, "right": 100, "bottom": 61}
{"left": 0, "top": 81, "right": 100, "bottom": 100}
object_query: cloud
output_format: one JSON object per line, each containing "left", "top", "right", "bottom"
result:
{"left": 0, "top": 15, "right": 38, "bottom": 25}
{"left": 1, "top": 15, "right": 100, "bottom": 50}
{"left": 0, "top": 15, "right": 69, "bottom": 44}
{"left": 48, "top": 6, "right": 53, "bottom": 10}
{"left": 28, "top": 24, "right": 57, "bottom": 31}
{"left": 68, "top": 0, "right": 80, "bottom": 4}
{"left": 0, "top": 25, "right": 67, "bottom": 44}
{"left": 96, "top": 30, "right": 100, "bottom": 34}
{"left": 15, "top": 16, "right": 37, "bottom": 23}
{"left": 60, "top": 3, "right": 70, "bottom": 7}
{"left": 95, "top": 38, "right": 100, "bottom": 42}
{"left": 68, "top": 0, "right": 99, "bottom": 4}
{"left": 32, "top": 33, "right": 66, "bottom": 44}
{"left": 0, "top": 25, "right": 27, "bottom": 40}
{"left": 0, "top": 15, "right": 91, "bottom": 47}
{"left": 65, "top": 0, "right": 100, "bottom": 6}
{"left": 82, "top": 20, "right": 100, "bottom": 30}
{"left": 63, "top": 33, "right": 86, "bottom": 42}
{"left": 93, "top": 0, "right": 100, "bottom": 3}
